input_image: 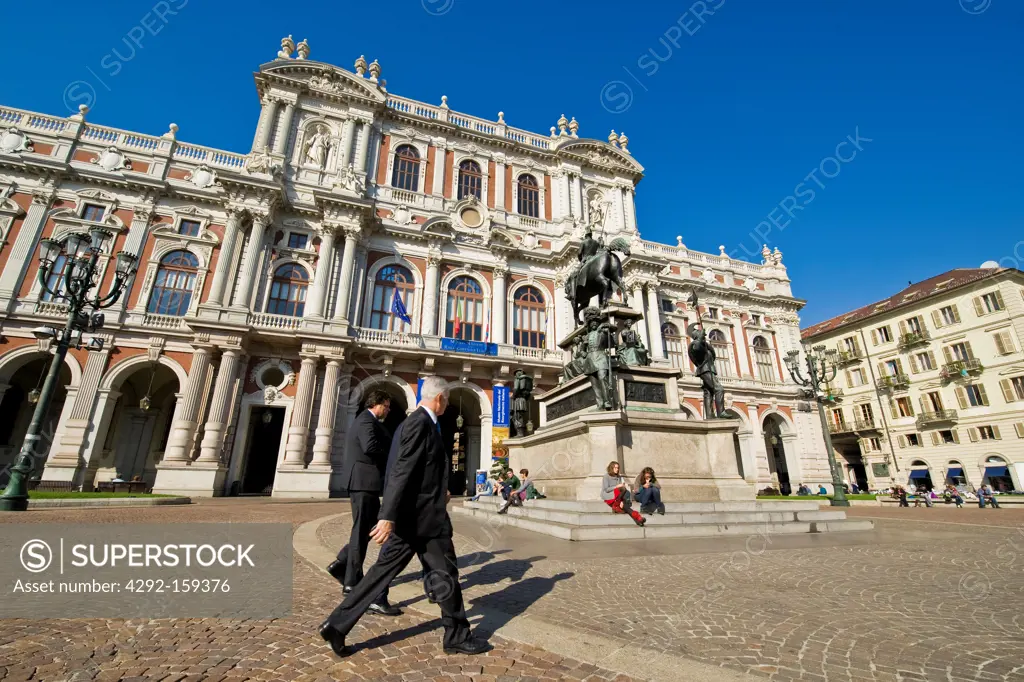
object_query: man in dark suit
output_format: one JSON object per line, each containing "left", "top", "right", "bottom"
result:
{"left": 326, "top": 389, "right": 400, "bottom": 616}
{"left": 319, "top": 376, "right": 489, "bottom": 657}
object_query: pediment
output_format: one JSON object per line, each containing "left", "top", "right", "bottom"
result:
{"left": 556, "top": 139, "right": 644, "bottom": 174}
{"left": 488, "top": 228, "right": 518, "bottom": 248}
{"left": 260, "top": 61, "right": 386, "bottom": 103}
{"left": 0, "top": 196, "right": 24, "bottom": 217}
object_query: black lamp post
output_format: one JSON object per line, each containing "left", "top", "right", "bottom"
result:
{"left": 0, "top": 228, "right": 137, "bottom": 511}
{"left": 784, "top": 345, "right": 850, "bottom": 507}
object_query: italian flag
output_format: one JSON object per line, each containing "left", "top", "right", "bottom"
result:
{"left": 453, "top": 297, "right": 463, "bottom": 336}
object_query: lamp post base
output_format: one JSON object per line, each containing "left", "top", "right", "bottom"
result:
{"left": 0, "top": 475, "right": 29, "bottom": 512}
{"left": 829, "top": 497, "right": 851, "bottom": 507}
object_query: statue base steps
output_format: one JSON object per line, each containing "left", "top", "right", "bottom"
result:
{"left": 451, "top": 497, "right": 873, "bottom": 541}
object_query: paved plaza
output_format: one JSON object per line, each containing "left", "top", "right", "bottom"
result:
{"left": 1, "top": 499, "right": 1023, "bottom": 681}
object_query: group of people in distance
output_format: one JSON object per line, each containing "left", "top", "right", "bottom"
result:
{"left": 892, "top": 483, "right": 1001, "bottom": 508}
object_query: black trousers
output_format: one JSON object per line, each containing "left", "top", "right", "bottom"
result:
{"left": 325, "top": 532, "right": 470, "bottom": 648}
{"left": 335, "top": 491, "right": 388, "bottom": 603}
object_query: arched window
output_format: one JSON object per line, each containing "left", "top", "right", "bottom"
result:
{"left": 391, "top": 145, "right": 421, "bottom": 192}
{"left": 752, "top": 335, "right": 777, "bottom": 383}
{"left": 662, "top": 322, "right": 684, "bottom": 369}
{"left": 708, "top": 329, "right": 732, "bottom": 378}
{"left": 266, "top": 264, "right": 308, "bottom": 317}
{"left": 458, "top": 160, "right": 483, "bottom": 201}
{"left": 147, "top": 251, "right": 199, "bottom": 316}
{"left": 445, "top": 276, "right": 485, "bottom": 341}
{"left": 369, "top": 264, "right": 415, "bottom": 332}
{"left": 513, "top": 286, "right": 546, "bottom": 348}
{"left": 517, "top": 174, "right": 539, "bottom": 218}
{"left": 40, "top": 236, "right": 91, "bottom": 302}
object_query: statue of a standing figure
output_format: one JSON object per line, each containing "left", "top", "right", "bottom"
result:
{"left": 304, "top": 127, "right": 332, "bottom": 169}
{"left": 510, "top": 369, "right": 534, "bottom": 437}
{"left": 687, "top": 323, "right": 725, "bottom": 418}
{"left": 617, "top": 318, "right": 651, "bottom": 367}
{"left": 563, "top": 307, "right": 617, "bottom": 410}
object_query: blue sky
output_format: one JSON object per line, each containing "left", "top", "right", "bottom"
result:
{"left": 3, "top": 0, "right": 1021, "bottom": 325}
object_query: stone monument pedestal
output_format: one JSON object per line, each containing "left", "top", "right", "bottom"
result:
{"left": 505, "top": 366, "right": 754, "bottom": 502}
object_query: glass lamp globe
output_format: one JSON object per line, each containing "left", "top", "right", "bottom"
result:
{"left": 139, "top": 395, "right": 152, "bottom": 411}
{"left": 28, "top": 389, "right": 41, "bottom": 404}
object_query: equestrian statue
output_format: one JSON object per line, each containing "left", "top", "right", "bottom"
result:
{"left": 564, "top": 228, "right": 632, "bottom": 326}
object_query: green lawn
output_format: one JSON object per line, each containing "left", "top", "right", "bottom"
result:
{"left": 24, "top": 491, "right": 177, "bottom": 499}
{"left": 756, "top": 494, "right": 878, "bottom": 501}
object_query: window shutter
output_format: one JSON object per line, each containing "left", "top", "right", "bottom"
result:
{"left": 895, "top": 358, "right": 904, "bottom": 374}
{"left": 919, "top": 395, "right": 928, "bottom": 413}
{"left": 844, "top": 369, "right": 852, "bottom": 387}
{"left": 898, "top": 320, "right": 907, "bottom": 335}
{"left": 951, "top": 429, "right": 960, "bottom": 444}
{"left": 877, "top": 362, "right": 887, "bottom": 377}
{"left": 916, "top": 315, "right": 926, "bottom": 331}
{"left": 964, "top": 340, "right": 974, "bottom": 359}
{"left": 968, "top": 427, "right": 978, "bottom": 442}
{"left": 994, "top": 291, "right": 1005, "bottom": 309}
{"left": 1000, "top": 379, "right": 1016, "bottom": 403}
{"left": 994, "top": 331, "right": 1008, "bottom": 355}
{"left": 977, "top": 383, "right": 989, "bottom": 406}
{"left": 898, "top": 435, "right": 906, "bottom": 448}
{"left": 973, "top": 296, "right": 985, "bottom": 316}
{"left": 927, "top": 350, "right": 937, "bottom": 369}
{"left": 1015, "top": 423, "right": 1024, "bottom": 439}
{"left": 889, "top": 398, "right": 899, "bottom": 419}
{"left": 955, "top": 387, "right": 967, "bottom": 409}
{"left": 853, "top": 337, "right": 862, "bottom": 354}
{"left": 931, "top": 310, "right": 943, "bottom": 328}
{"left": 993, "top": 425, "right": 1001, "bottom": 440}
{"left": 942, "top": 346, "right": 953, "bottom": 364}
{"left": 871, "top": 329, "right": 879, "bottom": 345}
{"left": 951, "top": 304, "right": 960, "bottom": 323}
{"left": 909, "top": 354, "right": 919, "bottom": 373}
{"left": 930, "top": 431, "right": 940, "bottom": 446}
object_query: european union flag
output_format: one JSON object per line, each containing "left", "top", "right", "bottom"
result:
{"left": 392, "top": 292, "right": 412, "bottom": 324}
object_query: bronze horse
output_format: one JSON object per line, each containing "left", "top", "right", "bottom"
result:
{"left": 564, "top": 238, "right": 631, "bottom": 326}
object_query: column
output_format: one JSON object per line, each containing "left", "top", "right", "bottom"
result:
{"left": 554, "top": 275, "right": 571, "bottom": 341}
{"left": 272, "top": 102, "right": 296, "bottom": 156}
{"left": 283, "top": 355, "right": 318, "bottom": 466}
{"left": 305, "top": 227, "right": 336, "bottom": 318}
{"left": 355, "top": 121, "right": 371, "bottom": 174}
{"left": 233, "top": 214, "right": 270, "bottom": 309}
{"left": 339, "top": 118, "right": 357, "bottom": 167}
{"left": 49, "top": 348, "right": 112, "bottom": 467}
{"left": 255, "top": 99, "right": 280, "bottom": 150}
{"left": 0, "top": 188, "right": 54, "bottom": 306}
{"left": 432, "top": 143, "right": 446, "bottom": 197}
{"left": 645, "top": 284, "right": 665, "bottom": 360}
{"left": 197, "top": 349, "right": 241, "bottom": 463}
{"left": 559, "top": 173, "right": 572, "bottom": 221}
{"left": 333, "top": 227, "right": 360, "bottom": 322}
{"left": 164, "top": 347, "right": 212, "bottom": 462}
{"left": 612, "top": 185, "right": 626, "bottom": 233}
{"left": 206, "top": 210, "right": 241, "bottom": 307}
{"left": 623, "top": 187, "right": 637, "bottom": 233}
{"left": 421, "top": 253, "right": 441, "bottom": 335}
{"left": 630, "top": 283, "right": 650, "bottom": 348}
{"left": 493, "top": 158, "right": 506, "bottom": 210}
{"left": 571, "top": 174, "right": 583, "bottom": 219}
{"left": 311, "top": 359, "right": 341, "bottom": 466}
{"left": 492, "top": 264, "right": 507, "bottom": 345}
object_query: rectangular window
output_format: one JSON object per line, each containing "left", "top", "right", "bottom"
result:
{"left": 707, "top": 307, "right": 719, "bottom": 320}
{"left": 287, "top": 233, "right": 308, "bottom": 249}
{"left": 876, "top": 326, "right": 892, "bottom": 343}
{"left": 905, "top": 316, "right": 922, "bottom": 333}
{"left": 994, "top": 330, "right": 1015, "bottom": 355}
{"left": 661, "top": 299, "right": 674, "bottom": 313}
{"left": 842, "top": 336, "right": 858, "bottom": 353}
{"left": 857, "top": 403, "right": 874, "bottom": 422}
{"left": 965, "top": 384, "right": 988, "bottom": 407}
{"left": 978, "top": 425, "right": 996, "bottom": 440}
{"left": 178, "top": 219, "right": 200, "bottom": 237}
{"left": 915, "top": 351, "right": 934, "bottom": 371}
{"left": 906, "top": 433, "right": 921, "bottom": 447}
{"left": 830, "top": 409, "right": 845, "bottom": 428}
{"left": 868, "top": 437, "right": 881, "bottom": 451}
{"left": 885, "top": 359, "right": 900, "bottom": 376}
{"left": 950, "top": 342, "right": 971, "bottom": 361}
{"left": 849, "top": 368, "right": 867, "bottom": 387}
{"left": 82, "top": 203, "right": 105, "bottom": 222}
{"left": 939, "top": 429, "right": 955, "bottom": 444}
{"left": 1013, "top": 377, "right": 1024, "bottom": 400}
{"left": 751, "top": 314, "right": 761, "bottom": 326}
{"left": 982, "top": 292, "right": 1003, "bottom": 313}
{"left": 939, "top": 305, "right": 959, "bottom": 326}
{"left": 896, "top": 397, "right": 914, "bottom": 417}
{"left": 925, "top": 391, "right": 943, "bottom": 412}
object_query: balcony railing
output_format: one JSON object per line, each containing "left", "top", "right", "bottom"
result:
{"left": 828, "top": 418, "right": 877, "bottom": 434}
{"left": 940, "top": 358, "right": 984, "bottom": 380}
{"left": 249, "top": 312, "right": 302, "bottom": 331}
{"left": 350, "top": 327, "right": 564, "bottom": 364}
{"left": 835, "top": 349, "right": 863, "bottom": 365}
{"left": 141, "top": 313, "right": 186, "bottom": 330}
{"left": 916, "top": 409, "right": 959, "bottom": 427}
{"left": 898, "top": 330, "right": 930, "bottom": 350}
{"left": 875, "top": 374, "right": 911, "bottom": 392}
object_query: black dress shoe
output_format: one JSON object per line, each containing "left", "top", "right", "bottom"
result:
{"left": 326, "top": 560, "right": 345, "bottom": 584}
{"left": 343, "top": 585, "right": 353, "bottom": 595}
{"left": 318, "top": 621, "right": 351, "bottom": 658}
{"left": 367, "top": 598, "right": 401, "bottom": 616}
{"left": 443, "top": 636, "right": 492, "bottom": 655}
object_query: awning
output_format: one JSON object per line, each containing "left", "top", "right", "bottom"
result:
{"left": 909, "top": 470, "right": 930, "bottom": 479}
{"left": 984, "top": 466, "right": 1010, "bottom": 478}
{"left": 946, "top": 467, "right": 964, "bottom": 478}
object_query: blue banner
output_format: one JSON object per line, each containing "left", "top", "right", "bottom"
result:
{"left": 416, "top": 378, "right": 424, "bottom": 403}
{"left": 440, "top": 338, "right": 498, "bottom": 356}
{"left": 493, "top": 385, "right": 510, "bottom": 427}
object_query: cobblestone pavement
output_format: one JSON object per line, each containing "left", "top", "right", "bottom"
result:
{"left": 318, "top": 505, "right": 1024, "bottom": 682}
{"left": 0, "top": 500, "right": 635, "bottom": 682}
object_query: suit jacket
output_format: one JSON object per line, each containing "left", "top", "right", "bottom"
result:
{"left": 338, "top": 410, "right": 392, "bottom": 494}
{"left": 379, "top": 407, "right": 451, "bottom": 539}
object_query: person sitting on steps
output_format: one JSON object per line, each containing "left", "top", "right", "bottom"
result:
{"left": 497, "top": 468, "right": 544, "bottom": 514}
{"left": 633, "top": 467, "right": 665, "bottom": 515}
{"left": 602, "top": 461, "right": 645, "bottom": 526}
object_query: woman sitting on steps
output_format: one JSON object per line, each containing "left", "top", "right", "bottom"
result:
{"left": 634, "top": 467, "right": 665, "bottom": 515}
{"left": 602, "top": 461, "right": 645, "bottom": 526}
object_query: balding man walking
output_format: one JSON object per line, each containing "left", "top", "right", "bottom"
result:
{"left": 319, "top": 376, "right": 490, "bottom": 657}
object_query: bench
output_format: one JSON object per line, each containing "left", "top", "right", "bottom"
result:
{"left": 95, "top": 481, "right": 150, "bottom": 494}
{"left": 26, "top": 480, "right": 77, "bottom": 493}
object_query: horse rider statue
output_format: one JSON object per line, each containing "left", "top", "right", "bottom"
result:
{"left": 564, "top": 228, "right": 632, "bottom": 327}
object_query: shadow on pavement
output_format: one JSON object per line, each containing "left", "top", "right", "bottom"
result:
{"left": 467, "top": 572, "right": 575, "bottom": 638}
{"left": 459, "top": 556, "right": 546, "bottom": 589}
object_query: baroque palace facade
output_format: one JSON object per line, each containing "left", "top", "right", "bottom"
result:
{"left": 802, "top": 266, "right": 1024, "bottom": 494}
{"left": 0, "top": 39, "right": 828, "bottom": 497}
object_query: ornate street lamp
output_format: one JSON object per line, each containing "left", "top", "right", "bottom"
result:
{"left": 0, "top": 231, "right": 137, "bottom": 511}
{"left": 784, "top": 345, "right": 850, "bottom": 507}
